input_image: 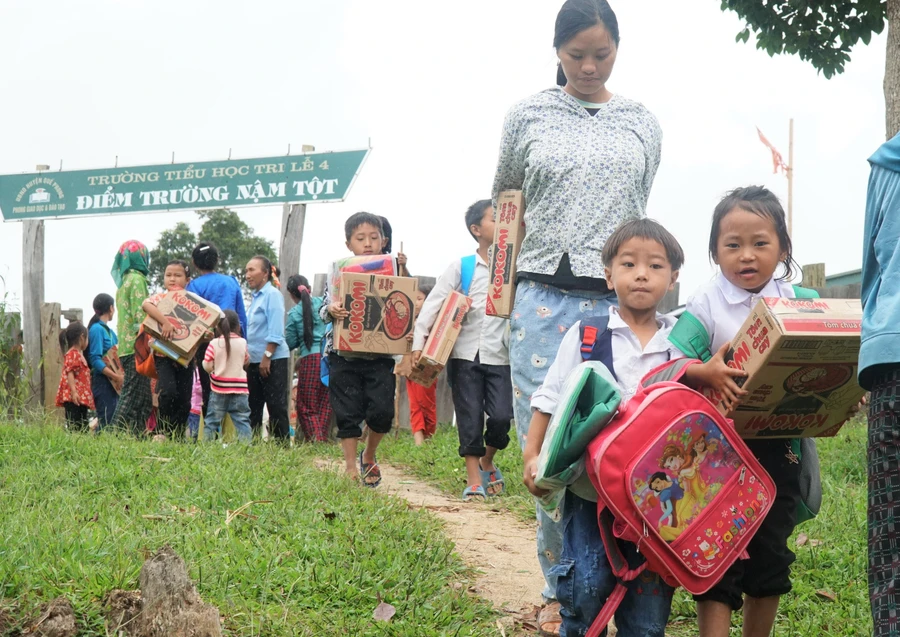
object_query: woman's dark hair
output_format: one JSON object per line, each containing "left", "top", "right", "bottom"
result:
{"left": 465, "top": 199, "right": 493, "bottom": 240}
{"left": 418, "top": 281, "right": 434, "bottom": 297}
{"left": 89, "top": 293, "right": 115, "bottom": 328}
{"left": 192, "top": 242, "right": 219, "bottom": 273}
{"left": 708, "top": 186, "right": 797, "bottom": 282}
{"left": 64, "top": 321, "right": 88, "bottom": 351}
{"left": 554, "top": 0, "right": 620, "bottom": 86}
{"left": 167, "top": 259, "right": 191, "bottom": 280}
{"left": 250, "top": 255, "right": 274, "bottom": 283}
{"left": 287, "top": 274, "right": 315, "bottom": 351}
{"left": 216, "top": 309, "right": 242, "bottom": 360}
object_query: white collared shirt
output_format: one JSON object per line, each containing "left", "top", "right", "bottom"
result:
{"left": 685, "top": 272, "right": 796, "bottom": 353}
{"left": 413, "top": 254, "right": 509, "bottom": 366}
{"left": 530, "top": 307, "right": 681, "bottom": 414}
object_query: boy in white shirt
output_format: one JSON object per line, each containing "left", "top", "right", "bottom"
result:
{"left": 413, "top": 200, "right": 512, "bottom": 501}
{"left": 523, "top": 218, "right": 685, "bottom": 636}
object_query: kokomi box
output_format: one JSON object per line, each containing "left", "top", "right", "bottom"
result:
{"left": 332, "top": 272, "right": 418, "bottom": 355}
{"left": 486, "top": 190, "right": 526, "bottom": 318}
{"left": 141, "top": 290, "right": 223, "bottom": 359}
{"left": 704, "top": 297, "right": 865, "bottom": 439}
{"left": 409, "top": 290, "right": 473, "bottom": 388}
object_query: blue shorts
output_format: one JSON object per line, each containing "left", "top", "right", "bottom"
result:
{"left": 555, "top": 491, "right": 674, "bottom": 637}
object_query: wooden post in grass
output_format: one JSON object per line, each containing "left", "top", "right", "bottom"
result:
{"left": 22, "top": 220, "right": 44, "bottom": 410}
{"left": 40, "top": 303, "right": 61, "bottom": 417}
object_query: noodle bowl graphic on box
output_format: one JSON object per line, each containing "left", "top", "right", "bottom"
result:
{"left": 630, "top": 413, "right": 771, "bottom": 572}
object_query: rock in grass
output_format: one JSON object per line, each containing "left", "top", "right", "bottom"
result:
{"left": 105, "top": 546, "right": 222, "bottom": 637}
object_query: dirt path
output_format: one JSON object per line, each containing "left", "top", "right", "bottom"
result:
{"left": 316, "top": 459, "right": 545, "bottom": 631}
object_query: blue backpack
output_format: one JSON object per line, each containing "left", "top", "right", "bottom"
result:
{"left": 460, "top": 255, "right": 476, "bottom": 296}
{"left": 320, "top": 325, "right": 332, "bottom": 387}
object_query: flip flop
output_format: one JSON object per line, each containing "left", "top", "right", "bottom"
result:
{"left": 462, "top": 485, "right": 486, "bottom": 502}
{"left": 538, "top": 601, "right": 562, "bottom": 637}
{"left": 478, "top": 463, "right": 505, "bottom": 496}
{"left": 358, "top": 450, "right": 382, "bottom": 488}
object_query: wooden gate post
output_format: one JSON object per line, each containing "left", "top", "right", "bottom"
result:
{"left": 41, "top": 303, "right": 62, "bottom": 417}
{"left": 22, "top": 220, "right": 44, "bottom": 410}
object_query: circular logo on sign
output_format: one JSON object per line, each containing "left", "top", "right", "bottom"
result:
{"left": 383, "top": 291, "right": 413, "bottom": 341}
{"left": 783, "top": 364, "right": 853, "bottom": 395}
{"left": 166, "top": 317, "right": 191, "bottom": 341}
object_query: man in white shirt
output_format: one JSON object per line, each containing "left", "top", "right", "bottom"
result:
{"left": 413, "top": 200, "right": 512, "bottom": 501}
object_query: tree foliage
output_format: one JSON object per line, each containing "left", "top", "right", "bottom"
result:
{"left": 148, "top": 209, "right": 277, "bottom": 291}
{"left": 721, "top": 0, "right": 886, "bottom": 78}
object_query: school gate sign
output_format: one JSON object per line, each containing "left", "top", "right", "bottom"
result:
{"left": 0, "top": 149, "right": 369, "bottom": 220}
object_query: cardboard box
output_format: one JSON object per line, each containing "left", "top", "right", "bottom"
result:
{"left": 486, "top": 190, "right": 526, "bottom": 318}
{"left": 705, "top": 297, "right": 865, "bottom": 439}
{"left": 142, "top": 290, "right": 222, "bottom": 359}
{"left": 408, "top": 290, "right": 473, "bottom": 388}
{"left": 328, "top": 255, "right": 397, "bottom": 298}
{"left": 333, "top": 272, "right": 418, "bottom": 355}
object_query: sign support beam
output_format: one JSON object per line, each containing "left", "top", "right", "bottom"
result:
{"left": 22, "top": 219, "right": 44, "bottom": 410}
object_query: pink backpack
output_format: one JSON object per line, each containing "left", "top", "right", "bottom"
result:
{"left": 583, "top": 359, "right": 776, "bottom": 637}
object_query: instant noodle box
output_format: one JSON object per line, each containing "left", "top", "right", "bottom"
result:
{"left": 486, "top": 190, "right": 525, "bottom": 319}
{"left": 333, "top": 272, "right": 418, "bottom": 355}
{"left": 328, "top": 254, "right": 397, "bottom": 298}
{"left": 141, "top": 290, "right": 223, "bottom": 361}
{"left": 705, "top": 297, "right": 865, "bottom": 439}
{"left": 408, "top": 290, "right": 473, "bottom": 388}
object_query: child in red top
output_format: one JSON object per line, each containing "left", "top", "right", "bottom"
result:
{"left": 56, "top": 322, "right": 94, "bottom": 432}
{"left": 407, "top": 284, "right": 437, "bottom": 445}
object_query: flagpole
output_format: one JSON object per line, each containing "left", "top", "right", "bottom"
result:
{"left": 787, "top": 118, "right": 794, "bottom": 238}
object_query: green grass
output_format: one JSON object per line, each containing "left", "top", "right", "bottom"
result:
{"left": 385, "top": 421, "right": 871, "bottom": 636}
{"left": 0, "top": 424, "right": 498, "bottom": 636}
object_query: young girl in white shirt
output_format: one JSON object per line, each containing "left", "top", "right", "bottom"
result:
{"left": 675, "top": 186, "right": 804, "bottom": 637}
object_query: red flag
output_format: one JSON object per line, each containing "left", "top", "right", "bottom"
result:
{"left": 756, "top": 127, "right": 788, "bottom": 175}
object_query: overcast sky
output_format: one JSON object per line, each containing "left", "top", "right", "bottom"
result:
{"left": 0, "top": 0, "right": 887, "bottom": 319}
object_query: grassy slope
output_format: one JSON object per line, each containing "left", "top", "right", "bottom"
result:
{"left": 0, "top": 425, "right": 497, "bottom": 636}
{"left": 383, "top": 419, "right": 871, "bottom": 636}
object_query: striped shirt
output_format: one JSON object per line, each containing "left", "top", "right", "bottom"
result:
{"left": 202, "top": 334, "right": 250, "bottom": 394}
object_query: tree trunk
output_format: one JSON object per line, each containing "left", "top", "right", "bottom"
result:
{"left": 886, "top": 0, "right": 900, "bottom": 139}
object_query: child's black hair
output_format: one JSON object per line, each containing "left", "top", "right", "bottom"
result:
{"left": 554, "top": 0, "right": 620, "bottom": 86}
{"left": 64, "top": 321, "right": 88, "bottom": 351}
{"left": 379, "top": 216, "right": 393, "bottom": 253}
{"left": 648, "top": 471, "right": 669, "bottom": 492}
{"left": 89, "top": 293, "right": 115, "bottom": 328}
{"left": 167, "top": 259, "right": 191, "bottom": 281}
{"left": 192, "top": 242, "right": 219, "bottom": 273}
{"left": 250, "top": 255, "right": 274, "bottom": 283}
{"left": 709, "top": 186, "right": 797, "bottom": 282}
{"left": 465, "top": 199, "right": 493, "bottom": 241}
{"left": 216, "top": 309, "right": 242, "bottom": 360}
{"left": 601, "top": 218, "right": 684, "bottom": 271}
{"left": 286, "top": 274, "right": 315, "bottom": 352}
{"left": 417, "top": 281, "right": 434, "bottom": 297}
{"left": 344, "top": 212, "right": 384, "bottom": 242}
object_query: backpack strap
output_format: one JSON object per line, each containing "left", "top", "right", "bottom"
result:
{"left": 792, "top": 284, "right": 821, "bottom": 299}
{"left": 460, "top": 255, "right": 477, "bottom": 296}
{"left": 668, "top": 311, "right": 714, "bottom": 363}
{"left": 585, "top": 506, "right": 649, "bottom": 637}
{"left": 579, "top": 316, "right": 617, "bottom": 381}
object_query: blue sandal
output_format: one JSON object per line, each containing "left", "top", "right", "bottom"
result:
{"left": 462, "top": 485, "right": 486, "bottom": 502}
{"left": 479, "top": 464, "right": 505, "bottom": 496}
